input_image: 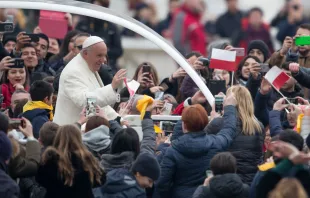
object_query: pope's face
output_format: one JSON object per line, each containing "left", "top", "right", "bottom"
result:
{"left": 84, "top": 42, "right": 107, "bottom": 72}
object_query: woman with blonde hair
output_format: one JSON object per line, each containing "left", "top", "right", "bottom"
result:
{"left": 37, "top": 125, "right": 103, "bottom": 198}
{"left": 268, "top": 178, "right": 308, "bottom": 198}
{"left": 226, "top": 85, "right": 264, "bottom": 185}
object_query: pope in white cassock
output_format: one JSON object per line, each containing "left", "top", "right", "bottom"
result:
{"left": 53, "top": 36, "right": 126, "bottom": 125}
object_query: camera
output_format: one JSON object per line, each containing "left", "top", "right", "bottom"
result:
{"left": 198, "top": 58, "right": 210, "bottom": 67}
{"left": 160, "top": 121, "right": 176, "bottom": 136}
{"left": 0, "top": 22, "right": 14, "bottom": 33}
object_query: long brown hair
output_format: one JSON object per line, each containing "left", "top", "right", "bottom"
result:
{"left": 227, "top": 85, "right": 262, "bottom": 135}
{"left": 133, "top": 62, "right": 159, "bottom": 86}
{"left": 42, "top": 125, "right": 102, "bottom": 186}
{"left": 1, "top": 66, "right": 30, "bottom": 88}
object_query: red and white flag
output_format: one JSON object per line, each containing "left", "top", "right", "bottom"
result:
{"left": 265, "top": 66, "right": 290, "bottom": 90}
{"left": 210, "top": 49, "right": 237, "bottom": 71}
{"left": 124, "top": 79, "right": 140, "bottom": 96}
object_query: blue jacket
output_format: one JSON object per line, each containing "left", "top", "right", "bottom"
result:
{"left": 156, "top": 106, "right": 237, "bottom": 198}
{"left": 94, "top": 168, "right": 146, "bottom": 198}
{"left": 23, "top": 109, "right": 50, "bottom": 139}
{"left": 254, "top": 87, "right": 303, "bottom": 127}
{"left": 269, "top": 110, "right": 283, "bottom": 137}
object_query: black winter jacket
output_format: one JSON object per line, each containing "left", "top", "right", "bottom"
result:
{"left": 192, "top": 173, "right": 250, "bottom": 198}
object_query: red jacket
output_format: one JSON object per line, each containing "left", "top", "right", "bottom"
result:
{"left": 238, "top": 18, "right": 274, "bottom": 53}
{"left": 171, "top": 5, "right": 207, "bottom": 56}
{"left": 1, "top": 83, "right": 29, "bottom": 109}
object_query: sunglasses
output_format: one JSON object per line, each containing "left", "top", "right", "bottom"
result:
{"left": 75, "top": 45, "right": 83, "bottom": 50}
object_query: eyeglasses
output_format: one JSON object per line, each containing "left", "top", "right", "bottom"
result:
{"left": 75, "top": 45, "right": 83, "bottom": 50}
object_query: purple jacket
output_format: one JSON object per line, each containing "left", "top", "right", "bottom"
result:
{"left": 180, "top": 75, "right": 199, "bottom": 99}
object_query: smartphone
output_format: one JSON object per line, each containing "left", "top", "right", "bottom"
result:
{"left": 86, "top": 97, "right": 97, "bottom": 117}
{"left": 295, "top": 36, "right": 310, "bottom": 46}
{"left": 231, "top": 48, "right": 245, "bottom": 57}
{"left": 260, "top": 63, "right": 270, "bottom": 75}
{"left": 206, "top": 170, "right": 213, "bottom": 177}
{"left": 0, "top": 22, "right": 14, "bottom": 33}
{"left": 161, "top": 102, "right": 173, "bottom": 115}
{"left": 159, "top": 82, "right": 169, "bottom": 92}
{"left": 9, "top": 119, "right": 25, "bottom": 130}
{"left": 198, "top": 58, "right": 210, "bottom": 67}
{"left": 142, "top": 65, "right": 151, "bottom": 80}
{"left": 24, "top": 33, "right": 40, "bottom": 43}
{"left": 209, "top": 80, "right": 226, "bottom": 96}
{"left": 287, "top": 98, "right": 298, "bottom": 105}
{"left": 215, "top": 96, "right": 224, "bottom": 113}
{"left": 14, "top": 58, "right": 24, "bottom": 68}
{"left": 155, "top": 91, "right": 164, "bottom": 101}
{"left": 160, "top": 121, "right": 176, "bottom": 136}
{"left": 142, "top": 65, "right": 151, "bottom": 73}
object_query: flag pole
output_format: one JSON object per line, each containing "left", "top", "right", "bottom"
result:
{"left": 270, "top": 84, "right": 291, "bottom": 113}
{"left": 231, "top": 71, "right": 234, "bottom": 85}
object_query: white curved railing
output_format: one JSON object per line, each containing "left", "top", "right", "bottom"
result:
{"left": 0, "top": 0, "right": 215, "bottom": 105}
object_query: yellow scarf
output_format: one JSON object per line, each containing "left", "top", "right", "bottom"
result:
{"left": 258, "top": 161, "right": 276, "bottom": 171}
{"left": 136, "top": 95, "right": 154, "bottom": 120}
{"left": 23, "top": 101, "right": 54, "bottom": 120}
{"left": 296, "top": 114, "right": 304, "bottom": 133}
{"left": 136, "top": 95, "right": 163, "bottom": 133}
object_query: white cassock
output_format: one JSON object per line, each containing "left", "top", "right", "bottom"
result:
{"left": 53, "top": 54, "right": 118, "bottom": 125}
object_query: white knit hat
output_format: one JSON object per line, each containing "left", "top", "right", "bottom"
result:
{"left": 82, "top": 36, "right": 104, "bottom": 49}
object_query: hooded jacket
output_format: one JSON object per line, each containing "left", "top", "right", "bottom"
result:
{"left": 193, "top": 173, "right": 250, "bottom": 198}
{"left": 82, "top": 125, "right": 111, "bottom": 160}
{"left": 23, "top": 108, "right": 50, "bottom": 139}
{"left": 100, "top": 116, "right": 156, "bottom": 173}
{"left": 156, "top": 106, "right": 237, "bottom": 198}
{"left": 94, "top": 168, "right": 146, "bottom": 198}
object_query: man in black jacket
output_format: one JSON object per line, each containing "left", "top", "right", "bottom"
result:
{"left": 289, "top": 62, "right": 310, "bottom": 89}
{"left": 215, "top": 0, "right": 243, "bottom": 40}
{"left": 76, "top": 0, "right": 123, "bottom": 75}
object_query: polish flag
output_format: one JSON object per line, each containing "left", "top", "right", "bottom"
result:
{"left": 124, "top": 79, "right": 140, "bottom": 96}
{"left": 265, "top": 66, "right": 290, "bottom": 90}
{"left": 210, "top": 49, "right": 237, "bottom": 71}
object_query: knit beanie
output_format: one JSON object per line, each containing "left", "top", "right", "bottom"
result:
{"left": 247, "top": 40, "right": 269, "bottom": 62}
{"left": 2, "top": 34, "right": 16, "bottom": 46}
{"left": 132, "top": 152, "right": 160, "bottom": 181}
{"left": 0, "top": 131, "right": 12, "bottom": 162}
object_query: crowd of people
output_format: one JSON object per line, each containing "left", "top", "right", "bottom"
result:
{"left": 1, "top": 0, "right": 310, "bottom": 198}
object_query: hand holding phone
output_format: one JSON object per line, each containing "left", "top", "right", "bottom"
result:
{"left": 86, "top": 95, "right": 97, "bottom": 117}
{"left": 13, "top": 58, "right": 24, "bottom": 68}
{"left": 287, "top": 98, "right": 298, "bottom": 105}
{"left": 260, "top": 63, "right": 270, "bottom": 75}
{"left": 16, "top": 32, "right": 31, "bottom": 51}
{"left": 24, "top": 33, "right": 40, "bottom": 43}
{"left": 9, "top": 119, "right": 26, "bottom": 130}
{"left": 215, "top": 95, "right": 224, "bottom": 113}
{"left": 206, "top": 170, "right": 213, "bottom": 178}
{"left": 0, "top": 56, "right": 15, "bottom": 70}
